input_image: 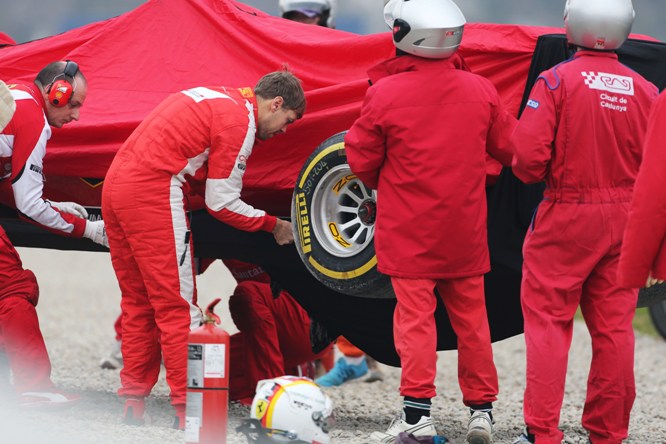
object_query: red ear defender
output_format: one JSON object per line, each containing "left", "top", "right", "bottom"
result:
{"left": 47, "top": 60, "right": 78, "bottom": 107}
{"left": 48, "top": 79, "right": 73, "bottom": 107}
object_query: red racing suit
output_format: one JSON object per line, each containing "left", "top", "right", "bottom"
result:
{"left": 345, "top": 54, "right": 514, "bottom": 404}
{"left": 511, "top": 50, "right": 658, "bottom": 444}
{"left": 224, "top": 260, "right": 331, "bottom": 402}
{"left": 102, "top": 86, "right": 278, "bottom": 413}
{"left": 0, "top": 83, "right": 89, "bottom": 396}
{"left": 0, "top": 83, "right": 87, "bottom": 236}
{"left": 0, "top": 226, "right": 51, "bottom": 395}
{"left": 618, "top": 91, "right": 666, "bottom": 287}
{"left": 111, "top": 259, "right": 331, "bottom": 402}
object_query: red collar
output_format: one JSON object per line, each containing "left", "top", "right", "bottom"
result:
{"left": 14, "top": 82, "right": 47, "bottom": 111}
{"left": 573, "top": 50, "right": 619, "bottom": 61}
{"left": 367, "top": 53, "right": 470, "bottom": 85}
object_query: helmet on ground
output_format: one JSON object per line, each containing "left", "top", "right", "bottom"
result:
{"left": 383, "top": 0, "right": 466, "bottom": 59}
{"left": 279, "top": 0, "right": 336, "bottom": 28}
{"left": 564, "top": 0, "right": 635, "bottom": 50}
{"left": 237, "top": 376, "right": 334, "bottom": 444}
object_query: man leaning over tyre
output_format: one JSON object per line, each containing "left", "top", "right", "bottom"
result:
{"left": 344, "top": 1, "right": 516, "bottom": 443}
{"left": 102, "top": 69, "right": 304, "bottom": 429}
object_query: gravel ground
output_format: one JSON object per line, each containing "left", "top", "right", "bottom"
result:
{"left": 2, "top": 248, "right": 666, "bottom": 444}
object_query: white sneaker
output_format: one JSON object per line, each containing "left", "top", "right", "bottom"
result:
{"left": 371, "top": 415, "right": 437, "bottom": 444}
{"left": 511, "top": 427, "right": 536, "bottom": 444}
{"left": 99, "top": 340, "right": 123, "bottom": 369}
{"left": 466, "top": 410, "right": 494, "bottom": 444}
{"left": 511, "top": 433, "right": 532, "bottom": 444}
{"left": 19, "top": 391, "right": 80, "bottom": 410}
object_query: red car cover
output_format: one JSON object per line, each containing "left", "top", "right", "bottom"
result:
{"left": 0, "top": 0, "right": 568, "bottom": 214}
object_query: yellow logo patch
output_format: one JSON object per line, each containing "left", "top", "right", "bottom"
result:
{"left": 239, "top": 87, "right": 254, "bottom": 98}
{"left": 254, "top": 399, "right": 268, "bottom": 419}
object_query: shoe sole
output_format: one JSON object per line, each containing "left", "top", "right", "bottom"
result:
{"left": 369, "top": 432, "right": 397, "bottom": 444}
{"left": 370, "top": 423, "right": 436, "bottom": 443}
{"left": 100, "top": 361, "right": 120, "bottom": 370}
{"left": 122, "top": 406, "right": 146, "bottom": 426}
{"left": 467, "top": 430, "right": 492, "bottom": 444}
{"left": 363, "top": 371, "right": 384, "bottom": 383}
{"left": 122, "top": 417, "right": 145, "bottom": 426}
{"left": 19, "top": 399, "right": 80, "bottom": 411}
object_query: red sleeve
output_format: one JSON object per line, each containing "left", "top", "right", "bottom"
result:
{"left": 486, "top": 96, "right": 517, "bottom": 167}
{"left": 618, "top": 92, "right": 666, "bottom": 287}
{"left": 5, "top": 92, "right": 86, "bottom": 238}
{"left": 205, "top": 120, "right": 276, "bottom": 233}
{"left": 511, "top": 72, "right": 561, "bottom": 184}
{"left": 345, "top": 86, "right": 385, "bottom": 190}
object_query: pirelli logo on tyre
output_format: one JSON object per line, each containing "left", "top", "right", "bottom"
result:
{"left": 295, "top": 192, "right": 312, "bottom": 254}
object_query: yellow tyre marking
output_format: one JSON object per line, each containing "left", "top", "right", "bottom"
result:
{"left": 298, "top": 140, "right": 376, "bottom": 280}
{"left": 328, "top": 222, "right": 351, "bottom": 248}
{"left": 297, "top": 142, "right": 345, "bottom": 189}
{"left": 308, "top": 255, "right": 377, "bottom": 279}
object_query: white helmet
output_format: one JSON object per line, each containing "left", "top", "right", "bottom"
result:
{"left": 237, "top": 376, "right": 334, "bottom": 444}
{"left": 383, "top": 0, "right": 466, "bottom": 59}
{"left": 564, "top": 0, "right": 635, "bottom": 50}
{"left": 279, "top": 0, "right": 336, "bottom": 28}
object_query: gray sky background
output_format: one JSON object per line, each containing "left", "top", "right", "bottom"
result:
{"left": 0, "top": 0, "right": 663, "bottom": 44}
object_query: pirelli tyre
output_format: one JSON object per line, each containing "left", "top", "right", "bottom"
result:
{"left": 291, "top": 131, "right": 394, "bottom": 299}
{"left": 643, "top": 283, "right": 666, "bottom": 340}
{"left": 649, "top": 300, "right": 666, "bottom": 341}
{"left": 638, "top": 282, "right": 666, "bottom": 308}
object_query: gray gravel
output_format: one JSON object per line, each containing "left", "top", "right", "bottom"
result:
{"left": 3, "top": 248, "right": 665, "bottom": 443}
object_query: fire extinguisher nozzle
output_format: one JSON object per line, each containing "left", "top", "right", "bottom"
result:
{"left": 204, "top": 298, "right": 222, "bottom": 324}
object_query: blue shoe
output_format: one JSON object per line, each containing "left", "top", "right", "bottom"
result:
{"left": 315, "top": 357, "right": 368, "bottom": 387}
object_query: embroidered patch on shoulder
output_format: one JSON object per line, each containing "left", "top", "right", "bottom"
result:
{"left": 527, "top": 99, "right": 540, "bottom": 109}
{"left": 239, "top": 87, "right": 254, "bottom": 98}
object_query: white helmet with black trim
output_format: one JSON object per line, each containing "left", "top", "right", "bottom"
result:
{"left": 383, "top": 0, "right": 466, "bottom": 59}
{"left": 236, "top": 376, "right": 334, "bottom": 444}
{"left": 279, "top": 0, "right": 336, "bottom": 28}
{"left": 564, "top": 0, "right": 635, "bottom": 50}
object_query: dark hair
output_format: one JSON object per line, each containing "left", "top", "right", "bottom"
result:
{"left": 254, "top": 68, "right": 306, "bottom": 118}
{"left": 35, "top": 61, "right": 86, "bottom": 88}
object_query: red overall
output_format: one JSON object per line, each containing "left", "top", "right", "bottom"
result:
{"left": 512, "top": 50, "right": 658, "bottom": 444}
{"left": 618, "top": 91, "right": 666, "bottom": 287}
{"left": 110, "top": 260, "right": 330, "bottom": 403}
{"left": 0, "top": 226, "right": 50, "bottom": 394}
{"left": 345, "top": 54, "right": 514, "bottom": 404}
{"left": 103, "top": 86, "right": 277, "bottom": 414}
{"left": 0, "top": 83, "right": 87, "bottom": 398}
{"left": 228, "top": 280, "right": 330, "bottom": 401}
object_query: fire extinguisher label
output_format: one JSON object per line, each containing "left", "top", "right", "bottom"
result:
{"left": 204, "top": 343, "right": 226, "bottom": 378}
{"left": 188, "top": 344, "right": 204, "bottom": 388}
{"left": 185, "top": 392, "right": 203, "bottom": 442}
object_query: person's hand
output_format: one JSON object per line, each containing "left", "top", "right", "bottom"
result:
{"left": 47, "top": 200, "right": 89, "bottom": 219}
{"left": 645, "top": 273, "right": 665, "bottom": 288}
{"left": 0, "top": 80, "right": 16, "bottom": 131}
{"left": 83, "top": 220, "right": 109, "bottom": 248}
{"left": 272, "top": 218, "right": 294, "bottom": 245}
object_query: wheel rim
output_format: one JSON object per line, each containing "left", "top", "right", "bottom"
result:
{"left": 311, "top": 165, "right": 376, "bottom": 258}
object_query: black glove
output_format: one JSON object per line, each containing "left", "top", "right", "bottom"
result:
{"left": 309, "top": 317, "right": 337, "bottom": 354}
{"left": 269, "top": 278, "right": 282, "bottom": 299}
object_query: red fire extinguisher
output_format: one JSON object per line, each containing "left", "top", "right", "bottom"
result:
{"left": 186, "top": 298, "right": 230, "bottom": 444}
